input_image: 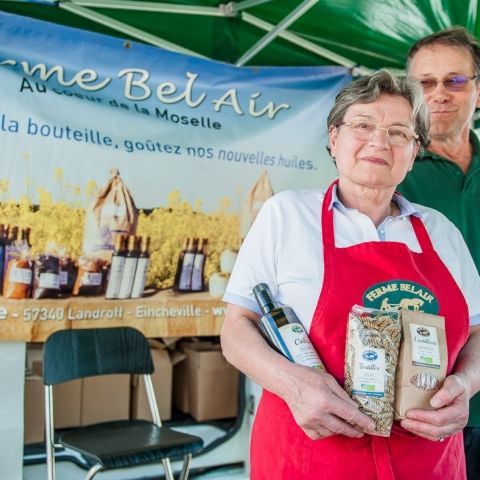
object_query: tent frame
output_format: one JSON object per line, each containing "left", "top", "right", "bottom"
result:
{"left": 45, "top": 0, "right": 371, "bottom": 72}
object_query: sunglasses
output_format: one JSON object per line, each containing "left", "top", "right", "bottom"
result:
{"left": 417, "top": 75, "right": 478, "bottom": 93}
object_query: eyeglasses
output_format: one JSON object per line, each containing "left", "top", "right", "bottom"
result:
{"left": 417, "top": 75, "right": 478, "bottom": 93}
{"left": 339, "top": 120, "right": 418, "bottom": 147}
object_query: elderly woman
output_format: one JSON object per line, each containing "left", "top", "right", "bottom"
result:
{"left": 221, "top": 70, "right": 480, "bottom": 480}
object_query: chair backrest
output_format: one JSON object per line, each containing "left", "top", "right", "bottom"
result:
{"left": 43, "top": 327, "right": 154, "bottom": 385}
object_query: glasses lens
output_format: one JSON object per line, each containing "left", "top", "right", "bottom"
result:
{"left": 444, "top": 75, "right": 469, "bottom": 91}
{"left": 349, "top": 121, "right": 376, "bottom": 140}
{"left": 387, "top": 127, "right": 412, "bottom": 147}
{"left": 419, "top": 79, "right": 437, "bottom": 93}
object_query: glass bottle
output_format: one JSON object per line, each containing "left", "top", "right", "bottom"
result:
{"left": 117, "top": 234, "right": 139, "bottom": 299}
{"left": 252, "top": 283, "right": 324, "bottom": 370}
{"left": 131, "top": 236, "right": 150, "bottom": 298}
{"left": 106, "top": 234, "right": 127, "bottom": 299}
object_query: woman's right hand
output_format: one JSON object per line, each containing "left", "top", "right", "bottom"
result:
{"left": 284, "top": 365, "right": 376, "bottom": 440}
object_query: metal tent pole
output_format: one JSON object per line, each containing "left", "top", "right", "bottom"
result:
{"left": 60, "top": 1, "right": 208, "bottom": 57}
{"left": 235, "top": 0, "right": 319, "bottom": 66}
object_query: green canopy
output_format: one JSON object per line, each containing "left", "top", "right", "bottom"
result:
{"left": 0, "top": 0, "right": 477, "bottom": 70}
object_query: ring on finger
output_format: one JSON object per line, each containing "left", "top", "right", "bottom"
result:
{"left": 438, "top": 435, "right": 445, "bottom": 442}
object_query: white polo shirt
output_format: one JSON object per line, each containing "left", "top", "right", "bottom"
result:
{"left": 224, "top": 187, "right": 480, "bottom": 331}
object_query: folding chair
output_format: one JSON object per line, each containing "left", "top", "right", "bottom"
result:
{"left": 43, "top": 326, "right": 204, "bottom": 480}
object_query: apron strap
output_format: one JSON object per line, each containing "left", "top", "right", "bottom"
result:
{"left": 321, "top": 180, "right": 337, "bottom": 247}
{"left": 371, "top": 436, "right": 396, "bottom": 480}
{"left": 409, "top": 215, "right": 435, "bottom": 252}
{"left": 323, "top": 183, "right": 434, "bottom": 254}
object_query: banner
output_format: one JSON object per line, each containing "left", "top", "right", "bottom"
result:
{"left": 0, "top": 12, "right": 351, "bottom": 300}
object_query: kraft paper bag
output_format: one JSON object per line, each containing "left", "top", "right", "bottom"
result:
{"left": 83, "top": 168, "right": 137, "bottom": 260}
{"left": 395, "top": 310, "right": 447, "bottom": 419}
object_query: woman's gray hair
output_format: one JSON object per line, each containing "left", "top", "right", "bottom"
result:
{"left": 327, "top": 70, "right": 430, "bottom": 148}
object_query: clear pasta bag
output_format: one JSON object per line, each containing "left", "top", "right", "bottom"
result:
{"left": 344, "top": 305, "right": 401, "bottom": 437}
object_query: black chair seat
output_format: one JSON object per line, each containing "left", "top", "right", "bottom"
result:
{"left": 59, "top": 419, "right": 203, "bottom": 470}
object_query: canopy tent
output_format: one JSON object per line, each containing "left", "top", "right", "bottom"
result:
{"left": 0, "top": 0, "right": 477, "bottom": 71}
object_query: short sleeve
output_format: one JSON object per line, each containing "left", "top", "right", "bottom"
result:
{"left": 223, "top": 196, "right": 282, "bottom": 315}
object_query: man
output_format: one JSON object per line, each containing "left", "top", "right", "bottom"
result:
{"left": 399, "top": 27, "right": 480, "bottom": 479}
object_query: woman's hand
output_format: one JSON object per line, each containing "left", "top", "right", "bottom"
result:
{"left": 400, "top": 374, "right": 469, "bottom": 441}
{"left": 284, "top": 365, "right": 376, "bottom": 440}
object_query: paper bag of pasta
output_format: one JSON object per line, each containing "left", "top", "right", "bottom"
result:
{"left": 345, "top": 305, "right": 401, "bottom": 437}
{"left": 395, "top": 310, "right": 447, "bottom": 419}
{"left": 239, "top": 170, "right": 273, "bottom": 239}
{"left": 83, "top": 169, "right": 137, "bottom": 260}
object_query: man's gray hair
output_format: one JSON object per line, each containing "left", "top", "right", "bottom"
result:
{"left": 327, "top": 70, "right": 430, "bottom": 148}
{"left": 407, "top": 26, "right": 480, "bottom": 76}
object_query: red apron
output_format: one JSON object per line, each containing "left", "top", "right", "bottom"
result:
{"left": 250, "top": 181, "right": 470, "bottom": 480}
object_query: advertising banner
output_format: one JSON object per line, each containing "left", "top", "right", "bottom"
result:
{"left": 0, "top": 12, "right": 351, "bottom": 338}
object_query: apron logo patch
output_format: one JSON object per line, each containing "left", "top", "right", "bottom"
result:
{"left": 362, "top": 280, "right": 439, "bottom": 314}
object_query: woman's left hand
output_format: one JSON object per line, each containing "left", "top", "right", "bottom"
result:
{"left": 400, "top": 374, "right": 469, "bottom": 442}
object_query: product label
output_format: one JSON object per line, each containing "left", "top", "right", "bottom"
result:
{"left": 106, "top": 256, "right": 126, "bottom": 298}
{"left": 352, "top": 346, "right": 385, "bottom": 397}
{"left": 59, "top": 270, "right": 68, "bottom": 285}
{"left": 277, "top": 322, "right": 323, "bottom": 369}
{"left": 131, "top": 258, "right": 149, "bottom": 298}
{"left": 191, "top": 253, "right": 205, "bottom": 291}
{"left": 9, "top": 267, "right": 32, "bottom": 285}
{"left": 81, "top": 272, "right": 102, "bottom": 286}
{"left": 178, "top": 252, "right": 195, "bottom": 290}
{"left": 409, "top": 323, "right": 440, "bottom": 368}
{"left": 118, "top": 258, "right": 138, "bottom": 298}
{"left": 39, "top": 272, "right": 60, "bottom": 289}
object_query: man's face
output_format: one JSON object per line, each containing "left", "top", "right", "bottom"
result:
{"left": 408, "top": 43, "right": 480, "bottom": 139}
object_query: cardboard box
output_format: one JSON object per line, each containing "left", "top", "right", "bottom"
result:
{"left": 24, "top": 376, "right": 82, "bottom": 444}
{"left": 131, "top": 339, "right": 184, "bottom": 422}
{"left": 81, "top": 374, "right": 130, "bottom": 426}
{"left": 173, "top": 340, "right": 239, "bottom": 421}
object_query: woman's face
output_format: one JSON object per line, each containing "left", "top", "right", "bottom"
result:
{"left": 329, "top": 94, "right": 419, "bottom": 190}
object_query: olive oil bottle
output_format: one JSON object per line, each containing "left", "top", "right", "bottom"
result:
{"left": 106, "top": 234, "right": 126, "bottom": 299}
{"left": 252, "top": 283, "right": 324, "bottom": 370}
{"left": 117, "top": 235, "right": 139, "bottom": 299}
{"left": 177, "top": 237, "right": 198, "bottom": 291}
{"left": 131, "top": 236, "right": 150, "bottom": 298}
{"left": 191, "top": 238, "right": 208, "bottom": 291}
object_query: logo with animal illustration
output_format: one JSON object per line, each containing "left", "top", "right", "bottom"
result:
{"left": 362, "top": 280, "right": 439, "bottom": 314}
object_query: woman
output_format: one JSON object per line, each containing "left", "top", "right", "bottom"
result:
{"left": 221, "top": 71, "right": 480, "bottom": 479}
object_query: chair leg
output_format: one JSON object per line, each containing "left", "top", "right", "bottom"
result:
{"left": 179, "top": 453, "right": 193, "bottom": 480}
{"left": 85, "top": 464, "right": 103, "bottom": 480}
{"left": 162, "top": 458, "right": 175, "bottom": 480}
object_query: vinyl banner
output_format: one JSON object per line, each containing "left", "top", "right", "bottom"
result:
{"left": 0, "top": 12, "right": 351, "bottom": 297}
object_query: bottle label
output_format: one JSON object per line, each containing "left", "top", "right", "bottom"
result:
{"left": 277, "top": 322, "right": 324, "bottom": 370}
{"left": 59, "top": 270, "right": 68, "bottom": 286}
{"left": 191, "top": 253, "right": 205, "bottom": 291}
{"left": 178, "top": 252, "right": 195, "bottom": 290}
{"left": 118, "top": 257, "right": 138, "bottom": 298}
{"left": 81, "top": 272, "right": 102, "bottom": 286}
{"left": 131, "top": 258, "right": 149, "bottom": 298}
{"left": 352, "top": 346, "right": 386, "bottom": 397}
{"left": 410, "top": 323, "right": 440, "bottom": 368}
{"left": 9, "top": 267, "right": 32, "bottom": 285}
{"left": 39, "top": 272, "right": 60, "bottom": 289}
{"left": 106, "top": 256, "right": 126, "bottom": 298}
